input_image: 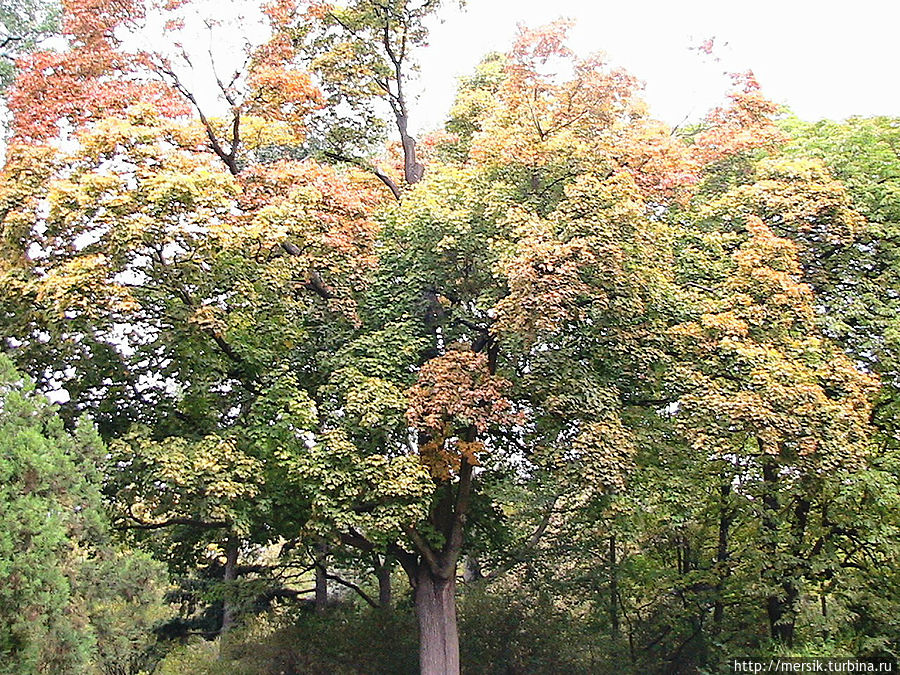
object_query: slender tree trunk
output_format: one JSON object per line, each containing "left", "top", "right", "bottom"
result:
{"left": 396, "top": 114, "right": 424, "bottom": 184}
{"left": 375, "top": 554, "right": 393, "bottom": 609}
{"left": 609, "top": 534, "right": 619, "bottom": 635}
{"left": 314, "top": 541, "right": 328, "bottom": 614}
{"left": 761, "top": 455, "right": 796, "bottom": 645}
{"left": 220, "top": 536, "right": 239, "bottom": 635}
{"left": 767, "top": 581, "right": 798, "bottom": 645}
{"left": 714, "top": 481, "right": 732, "bottom": 628}
{"left": 771, "top": 496, "right": 811, "bottom": 646}
{"left": 415, "top": 564, "right": 460, "bottom": 675}
{"left": 766, "top": 496, "right": 812, "bottom": 647}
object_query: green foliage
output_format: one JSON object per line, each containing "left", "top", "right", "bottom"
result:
{"left": 290, "top": 0, "right": 449, "bottom": 162}
{"left": 458, "top": 586, "right": 593, "bottom": 674}
{"left": 782, "top": 117, "right": 900, "bottom": 447}
{"left": 0, "top": 355, "right": 171, "bottom": 674}
{"left": 0, "top": 0, "right": 59, "bottom": 89}
{"left": 156, "top": 607, "right": 419, "bottom": 675}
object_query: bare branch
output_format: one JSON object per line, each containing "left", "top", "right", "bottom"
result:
{"left": 155, "top": 62, "right": 240, "bottom": 175}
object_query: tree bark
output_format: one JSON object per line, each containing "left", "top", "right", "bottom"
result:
{"left": 415, "top": 564, "right": 460, "bottom": 675}
{"left": 714, "top": 480, "right": 732, "bottom": 628}
{"left": 609, "top": 534, "right": 619, "bottom": 635}
{"left": 396, "top": 457, "right": 473, "bottom": 675}
{"left": 375, "top": 554, "right": 393, "bottom": 609}
{"left": 220, "top": 536, "right": 239, "bottom": 635}
{"left": 314, "top": 541, "right": 328, "bottom": 615}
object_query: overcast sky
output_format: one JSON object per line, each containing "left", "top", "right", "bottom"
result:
{"left": 408, "top": 0, "right": 900, "bottom": 131}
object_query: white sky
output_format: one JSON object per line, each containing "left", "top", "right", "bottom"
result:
{"left": 410, "top": 0, "right": 900, "bottom": 131}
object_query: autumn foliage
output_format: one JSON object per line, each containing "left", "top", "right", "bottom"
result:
{"left": 407, "top": 347, "right": 518, "bottom": 478}
{"left": 1, "top": 3, "right": 896, "bottom": 674}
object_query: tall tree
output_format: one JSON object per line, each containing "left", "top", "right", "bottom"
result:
{"left": 782, "top": 117, "right": 900, "bottom": 442}
{"left": 285, "top": 0, "right": 443, "bottom": 189}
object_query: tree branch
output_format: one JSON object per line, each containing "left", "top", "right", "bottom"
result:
{"left": 324, "top": 572, "right": 379, "bottom": 609}
{"left": 444, "top": 457, "right": 473, "bottom": 570}
{"left": 482, "top": 496, "right": 559, "bottom": 582}
{"left": 117, "top": 515, "right": 231, "bottom": 531}
{"left": 339, "top": 529, "right": 376, "bottom": 552}
{"left": 155, "top": 62, "right": 240, "bottom": 175}
{"left": 402, "top": 524, "right": 441, "bottom": 576}
{"left": 322, "top": 150, "right": 402, "bottom": 200}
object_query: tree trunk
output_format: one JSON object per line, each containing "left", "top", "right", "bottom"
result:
{"left": 771, "top": 495, "right": 810, "bottom": 647}
{"left": 220, "top": 536, "right": 239, "bottom": 635}
{"left": 404, "top": 448, "right": 472, "bottom": 675}
{"left": 415, "top": 565, "right": 460, "bottom": 675}
{"left": 714, "top": 480, "right": 732, "bottom": 628}
{"left": 761, "top": 456, "right": 797, "bottom": 646}
{"left": 375, "top": 555, "right": 393, "bottom": 609}
{"left": 314, "top": 541, "right": 328, "bottom": 614}
{"left": 396, "top": 114, "right": 424, "bottom": 185}
{"left": 609, "top": 534, "right": 619, "bottom": 635}
{"left": 767, "top": 584, "right": 798, "bottom": 646}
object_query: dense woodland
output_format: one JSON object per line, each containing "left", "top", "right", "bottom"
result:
{"left": 1, "top": 0, "right": 900, "bottom": 673}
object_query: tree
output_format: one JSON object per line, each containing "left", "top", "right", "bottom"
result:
{"left": 1, "top": 12, "right": 674, "bottom": 670}
{"left": 782, "top": 117, "right": 900, "bottom": 441}
{"left": 285, "top": 0, "right": 444, "bottom": 189}
{"left": 670, "top": 213, "right": 876, "bottom": 644}
{"left": 301, "top": 23, "right": 685, "bottom": 671}
{"left": 0, "top": 354, "right": 170, "bottom": 674}
{"left": 1, "top": 0, "right": 434, "bottom": 654}
{"left": 775, "top": 115, "right": 900, "bottom": 658}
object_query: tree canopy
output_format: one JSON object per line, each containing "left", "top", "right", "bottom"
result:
{"left": 1, "top": 1, "right": 899, "bottom": 673}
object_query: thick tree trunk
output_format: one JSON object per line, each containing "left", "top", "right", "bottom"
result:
{"left": 403, "top": 448, "right": 472, "bottom": 674}
{"left": 415, "top": 565, "right": 460, "bottom": 675}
